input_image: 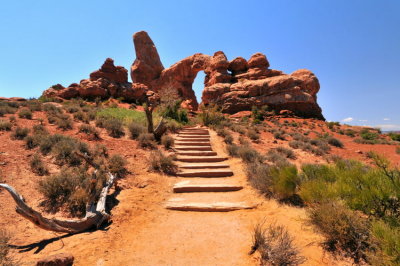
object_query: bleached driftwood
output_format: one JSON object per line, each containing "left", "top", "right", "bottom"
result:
{"left": 0, "top": 172, "right": 116, "bottom": 234}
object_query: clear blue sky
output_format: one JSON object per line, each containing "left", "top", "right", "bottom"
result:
{"left": 0, "top": 0, "right": 399, "bottom": 130}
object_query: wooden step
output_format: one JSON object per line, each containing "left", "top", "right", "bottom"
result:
{"left": 178, "top": 163, "right": 230, "bottom": 169}
{"left": 176, "top": 151, "right": 217, "bottom": 156}
{"left": 175, "top": 141, "right": 211, "bottom": 146}
{"left": 177, "top": 169, "right": 233, "bottom": 177}
{"left": 173, "top": 181, "right": 243, "bottom": 193}
{"left": 174, "top": 145, "right": 212, "bottom": 151}
{"left": 176, "top": 156, "right": 228, "bottom": 162}
{"left": 165, "top": 199, "right": 254, "bottom": 212}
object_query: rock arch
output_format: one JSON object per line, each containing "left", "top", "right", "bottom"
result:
{"left": 130, "top": 31, "right": 324, "bottom": 119}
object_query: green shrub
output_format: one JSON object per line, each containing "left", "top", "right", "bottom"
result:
{"left": 369, "top": 220, "right": 400, "bottom": 265}
{"left": 104, "top": 118, "right": 125, "bottom": 138}
{"left": 224, "top": 134, "right": 233, "bottom": 144}
{"left": 148, "top": 150, "right": 177, "bottom": 175}
{"left": 161, "top": 135, "right": 174, "bottom": 149}
{"left": 265, "top": 150, "right": 288, "bottom": 165}
{"left": 216, "top": 128, "right": 229, "bottom": 137}
{"left": 360, "top": 129, "right": 379, "bottom": 141}
{"left": 166, "top": 120, "right": 183, "bottom": 133}
{"left": 108, "top": 154, "right": 127, "bottom": 177}
{"left": 388, "top": 132, "right": 400, "bottom": 142}
{"left": 309, "top": 202, "right": 371, "bottom": 263}
{"left": 327, "top": 137, "right": 344, "bottom": 148}
{"left": 251, "top": 220, "right": 305, "bottom": 266}
{"left": 30, "top": 153, "right": 48, "bottom": 175}
{"left": 65, "top": 105, "right": 80, "bottom": 113}
{"left": 26, "top": 100, "right": 42, "bottom": 111}
{"left": 73, "top": 111, "right": 88, "bottom": 122}
{"left": 11, "top": 126, "right": 29, "bottom": 140}
{"left": 231, "top": 124, "right": 246, "bottom": 135}
{"left": 396, "top": 146, "right": 400, "bottom": 155}
{"left": 128, "top": 122, "right": 145, "bottom": 139}
{"left": 18, "top": 108, "right": 32, "bottom": 119}
{"left": 138, "top": 133, "right": 157, "bottom": 149}
{"left": 199, "top": 105, "right": 225, "bottom": 126}
{"left": 25, "top": 134, "right": 42, "bottom": 149}
{"left": 0, "top": 120, "right": 12, "bottom": 131}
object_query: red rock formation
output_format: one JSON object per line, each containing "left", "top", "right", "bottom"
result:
{"left": 130, "top": 31, "right": 324, "bottom": 119}
{"left": 42, "top": 58, "right": 148, "bottom": 102}
{"left": 42, "top": 31, "right": 324, "bottom": 119}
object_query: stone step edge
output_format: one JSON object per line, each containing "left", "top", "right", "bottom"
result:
{"left": 165, "top": 201, "right": 255, "bottom": 212}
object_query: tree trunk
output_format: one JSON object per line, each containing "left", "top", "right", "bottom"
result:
{"left": 144, "top": 107, "right": 154, "bottom": 133}
{"left": 0, "top": 172, "right": 116, "bottom": 234}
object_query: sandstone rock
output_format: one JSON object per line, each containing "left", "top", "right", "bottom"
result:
{"left": 90, "top": 58, "right": 128, "bottom": 83}
{"left": 228, "top": 57, "right": 248, "bottom": 75}
{"left": 130, "top": 31, "right": 164, "bottom": 85}
{"left": 36, "top": 253, "right": 74, "bottom": 266}
{"left": 248, "top": 52, "right": 270, "bottom": 68}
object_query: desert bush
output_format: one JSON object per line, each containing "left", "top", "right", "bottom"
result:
{"left": 79, "top": 124, "right": 100, "bottom": 139}
{"left": 0, "top": 120, "right": 12, "bottom": 131}
{"left": 95, "top": 116, "right": 107, "bottom": 128}
{"left": 161, "top": 135, "right": 174, "bottom": 149}
{"left": 18, "top": 108, "right": 32, "bottom": 119}
{"left": 224, "top": 134, "right": 233, "bottom": 144}
{"left": 138, "top": 133, "right": 157, "bottom": 149}
{"left": 288, "top": 140, "right": 304, "bottom": 149}
{"left": 388, "top": 132, "right": 400, "bottom": 142}
{"left": 73, "top": 111, "right": 88, "bottom": 122}
{"left": 108, "top": 154, "right": 127, "bottom": 177}
{"left": 52, "top": 138, "right": 84, "bottom": 166}
{"left": 247, "top": 162, "right": 300, "bottom": 200}
{"left": 165, "top": 119, "right": 183, "bottom": 133}
{"left": 227, "top": 144, "right": 240, "bottom": 157}
{"left": 360, "top": 129, "right": 379, "bottom": 141}
{"left": 0, "top": 104, "right": 17, "bottom": 117}
{"left": 128, "top": 122, "right": 146, "bottom": 139}
{"left": 238, "top": 145, "right": 263, "bottom": 164}
{"left": 251, "top": 220, "right": 305, "bottom": 266}
{"left": 368, "top": 220, "right": 400, "bottom": 265}
{"left": 238, "top": 136, "right": 250, "bottom": 146}
{"left": 26, "top": 100, "right": 42, "bottom": 111}
{"left": 148, "top": 150, "right": 177, "bottom": 175}
{"left": 65, "top": 105, "right": 80, "bottom": 113}
{"left": 310, "top": 139, "right": 330, "bottom": 153}
{"left": 396, "top": 146, "right": 400, "bottom": 155}
{"left": 309, "top": 202, "right": 371, "bottom": 263}
{"left": 247, "top": 128, "right": 260, "bottom": 141}
{"left": 273, "top": 130, "right": 286, "bottom": 140}
{"left": 265, "top": 150, "right": 289, "bottom": 165}
{"left": 199, "top": 105, "right": 225, "bottom": 126}
{"left": 39, "top": 167, "right": 89, "bottom": 212}
{"left": 56, "top": 114, "right": 73, "bottom": 130}
{"left": 25, "top": 134, "right": 42, "bottom": 149}
{"left": 327, "top": 137, "right": 344, "bottom": 148}
{"left": 231, "top": 124, "right": 246, "bottom": 135}
{"left": 216, "top": 128, "right": 229, "bottom": 138}
{"left": 0, "top": 229, "right": 16, "bottom": 266}
{"left": 11, "top": 126, "right": 29, "bottom": 140}
{"left": 30, "top": 153, "right": 48, "bottom": 175}
{"left": 32, "top": 124, "right": 48, "bottom": 135}
{"left": 104, "top": 118, "right": 125, "bottom": 138}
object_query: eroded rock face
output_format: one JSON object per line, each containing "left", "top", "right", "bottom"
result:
{"left": 42, "top": 58, "right": 148, "bottom": 102}
{"left": 130, "top": 32, "right": 324, "bottom": 119}
{"left": 42, "top": 31, "right": 324, "bottom": 119}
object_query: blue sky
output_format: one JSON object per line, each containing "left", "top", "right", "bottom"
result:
{"left": 0, "top": 0, "right": 399, "bottom": 130}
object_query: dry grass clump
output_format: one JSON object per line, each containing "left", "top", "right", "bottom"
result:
{"left": 103, "top": 118, "right": 125, "bottom": 138}
{"left": 30, "top": 153, "right": 49, "bottom": 176}
{"left": 0, "top": 120, "right": 12, "bottom": 131}
{"left": 0, "top": 229, "right": 16, "bottom": 266}
{"left": 128, "top": 122, "right": 146, "bottom": 139}
{"left": 327, "top": 136, "right": 344, "bottom": 148}
{"left": 148, "top": 150, "right": 177, "bottom": 175}
{"left": 309, "top": 202, "right": 371, "bottom": 263}
{"left": 107, "top": 154, "right": 128, "bottom": 177}
{"left": 138, "top": 133, "right": 157, "bottom": 149}
{"left": 247, "top": 128, "right": 260, "bottom": 141}
{"left": 18, "top": 108, "right": 32, "bottom": 119}
{"left": 250, "top": 220, "right": 305, "bottom": 266}
{"left": 79, "top": 124, "right": 100, "bottom": 140}
{"left": 161, "top": 135, "right": 174, "bottom": 149}
{"left": 266, "top": 147, "right": 296, "bottom": 164}
{"left": 11, "top": 126, "right": 29, "bottom": 140}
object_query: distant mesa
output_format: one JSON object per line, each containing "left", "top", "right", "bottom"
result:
{"left": 42, "top": 31, "right": 324, "bottom": 119}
